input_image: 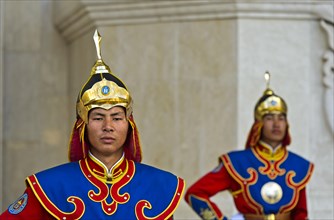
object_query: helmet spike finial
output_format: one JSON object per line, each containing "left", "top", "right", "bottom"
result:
{"left": 263, "top": 71, "right": 273, "bottom": 96}
{"left": 264, "top": 71, "right": 271, "bottom": 89}
{"left": 93, "top": 30, "right": 102, "bottom": 60}
{"left": 90, "top": 30, "right": 110, "bottom": 75}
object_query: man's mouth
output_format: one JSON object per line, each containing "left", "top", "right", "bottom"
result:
{"left": 272, "top": 130, "right": 281, "bottom": 134}
{"left": 101, "top": 137, "right": 115, "bottom": 144}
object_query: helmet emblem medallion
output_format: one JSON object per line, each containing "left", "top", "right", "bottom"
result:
{"left": 101, "top": 86, "right": 110, "bottom": 95}
{"left": 270, "top": 100, "right": 277, "bottom": 106}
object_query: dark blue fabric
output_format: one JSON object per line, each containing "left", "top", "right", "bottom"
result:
{"left": 33, "top": 161, "right": 179, "bottom": 219}
{"left": 226, "top": 149, "right": 312, "bottom": 214}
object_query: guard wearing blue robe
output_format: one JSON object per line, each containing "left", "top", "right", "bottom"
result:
{"left": 1, "top": 30, "right": 185, "bottom": 220}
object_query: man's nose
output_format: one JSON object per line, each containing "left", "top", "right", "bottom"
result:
{"left": 273, "top": 117, "right": 280, "bottom": 126}
{"left": 103, "top": 118, "right": 114, "bottom": 132}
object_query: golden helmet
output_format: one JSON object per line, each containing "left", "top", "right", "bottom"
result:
{"left": 254, "top": 72, "right": 287, "bottom": 121}
{"left": 69, "top": 30, "right": 141, "bottom": 162}
{"left": 76, "top": 30, "right": 132, "bottom": 123}
{"left": 245, "top": 72, "right": 291, "bottom": 148}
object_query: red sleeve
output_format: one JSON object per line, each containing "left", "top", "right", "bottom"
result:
{"left": 184, "top": 163, "right": 237, "bottom": 219}
{"left": 0, "top": 187, "right": 54, "bottom": 220}
{"left": 291, "top": 187, "right": 308, "bottom": 220}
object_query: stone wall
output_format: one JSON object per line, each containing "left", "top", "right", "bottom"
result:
{"left": 1, "top": 0, "right": 70, "bottom": 210}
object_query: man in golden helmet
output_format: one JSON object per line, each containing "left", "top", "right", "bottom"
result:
{"left": 184, "top": 72, "right": 314, "bottom": 220}
{"left": 1, "top": 30, "right": 185, "bottom": 220}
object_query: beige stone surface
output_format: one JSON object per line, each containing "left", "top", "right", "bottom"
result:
{"left": 1, "top": 1, "right": 333, "bottom": 219}
{"left": 1, "top": 0, "right": 69, "bottom": 208}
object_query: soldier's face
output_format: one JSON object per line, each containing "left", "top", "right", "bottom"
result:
{"left": 87, "top": 106, "right": 129, "bottom": 161}
{"left": 261, "top": 113, "right": 287, "bottom": 148}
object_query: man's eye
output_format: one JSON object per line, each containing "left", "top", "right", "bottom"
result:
{"left": 93, "top": 117, "right": 103, "bottom": 121}
{"left": 113, "top": 117, "right": 123, "bottom": 121}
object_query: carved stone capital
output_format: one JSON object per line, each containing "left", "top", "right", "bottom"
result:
{"left": 54, "top": 1, "right": 324, "bottom": 43}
